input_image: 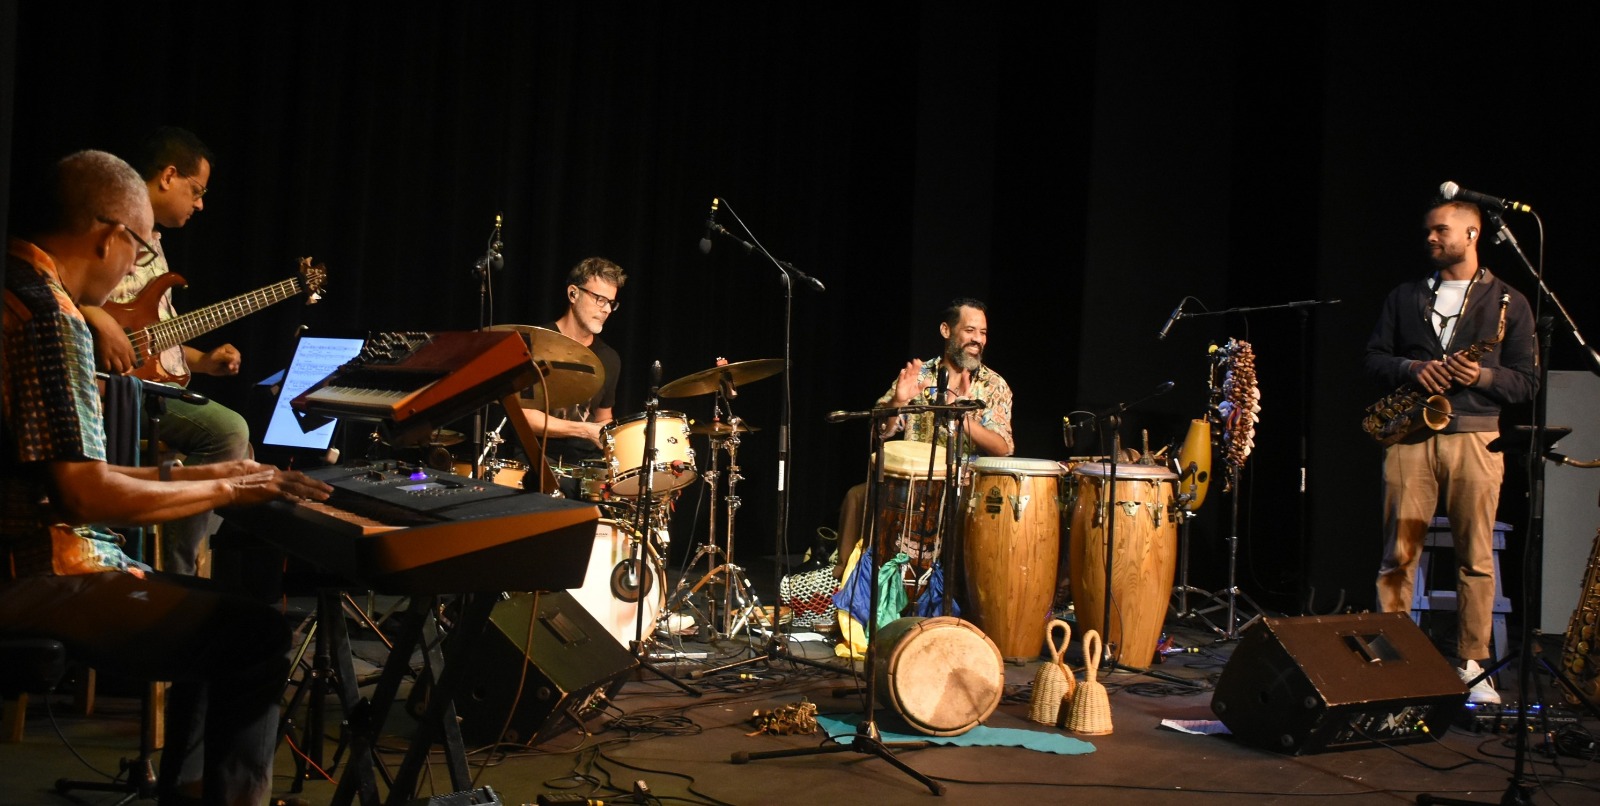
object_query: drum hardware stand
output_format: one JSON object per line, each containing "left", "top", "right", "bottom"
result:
{"left": 664, "top": 389, "right": 765, "bottom": 644}
{"left": 625, "top": 361, "right": 701, "bottom": 696}
{"left": 468, "top": 213, "right": 503, "bottom": 479}
{"left": 469, "top": 416, "right": 508, "bottom": 479}
{"left": 732, "top": 406, "right": 950, "bottom": 795}
{"left": 1168, "top": 488, "right": 1210, "bottom": 620}
{"left": 1180, "top": 465, "right": 1264, "bottom": 642}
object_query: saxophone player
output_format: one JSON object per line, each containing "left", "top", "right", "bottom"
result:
{"left": 1364, "top": 197, "right": 1538, "bottom": 704}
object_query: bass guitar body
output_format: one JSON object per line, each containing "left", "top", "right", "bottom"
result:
{"left": 102, "top": 271, "right": 192, "bottom": 387}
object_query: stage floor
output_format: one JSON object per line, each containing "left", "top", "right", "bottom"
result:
{"left": 4, "top": 598, "right": 1598, "bottom": 806}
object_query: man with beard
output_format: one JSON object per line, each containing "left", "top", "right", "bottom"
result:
{"left": 830, "top": 298, "right": 1014, "bottom": 579}
{"left": 520, "top": 257, "right": 626, "bottom": 495}
{"left": 1364, "top": 198, "right": 1536, "bottom": 704}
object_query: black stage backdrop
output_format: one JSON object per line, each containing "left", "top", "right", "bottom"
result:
{"left": 5, "top": 3, "right": 1599, "bottom": 622}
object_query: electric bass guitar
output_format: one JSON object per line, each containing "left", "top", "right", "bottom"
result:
{"left": 102, "top": 256, "right": 327, "bottom": 387}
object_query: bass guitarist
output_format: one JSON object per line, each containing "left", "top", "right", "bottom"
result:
{"left": 81, "top": 127, "right": 250, "bottom": 586}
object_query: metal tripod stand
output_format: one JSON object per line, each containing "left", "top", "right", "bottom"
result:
{"left": 664, "top": 391, "right": 766, "bottom": 644}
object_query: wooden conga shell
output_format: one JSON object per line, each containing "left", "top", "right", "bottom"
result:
{"left": 1068, "top": 462, "right": 1178, "bottom": 668}
{"left": 963, "top": 458, "right": 1065, "bottom": 660}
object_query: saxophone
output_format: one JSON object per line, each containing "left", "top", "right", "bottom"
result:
{"left": 1362, "top": 293, "right": 1509, "bottom": 446}
{"left": 1562, "top": 527, "right": 1600, "bottom": 707}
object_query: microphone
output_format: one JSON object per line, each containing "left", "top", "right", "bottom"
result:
{"left": 475, "top": 213, "right": 504, "bottom": 271}
{"left": 825, "top": 409, "right": 873, "bottom": 423}
{"left": 934, "top": 365, "right": 948, "bottom": 403}
{"left": 699, "top": 197, "right": 720, "bottom": 254}
{"left": 1157, "top": 298, "right": 1186, "bottom": 340}
{"left": 1439, "top": 181, "right": 1532, "bottom": 213}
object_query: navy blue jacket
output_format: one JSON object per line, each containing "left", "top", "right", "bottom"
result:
{"left": 1364, "top": 268, "right": 1538, "bottom": 433}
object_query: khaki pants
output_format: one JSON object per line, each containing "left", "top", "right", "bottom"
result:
{"left": 1376, "top": 431, "right": 1503, "bottom": 661}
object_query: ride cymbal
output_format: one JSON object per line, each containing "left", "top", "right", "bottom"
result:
{"left": 659, "top": 358, "right": 784, "bottom": 398}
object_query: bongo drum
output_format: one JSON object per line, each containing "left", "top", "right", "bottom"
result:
{"left": 1068, "top": 462, "right": 1179, "bottom": 667}
{"left": 872, "top": 616, "right": 1004, "bottom": 736}
{"left": 963, "top": 457, "right": 1066, "bottom": 659}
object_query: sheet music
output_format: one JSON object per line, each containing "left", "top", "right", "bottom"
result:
{"left": 262, "top": 336, "right": 366, "bottom": 449}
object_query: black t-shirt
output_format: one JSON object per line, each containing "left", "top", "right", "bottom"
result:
{"left": 539, "top": 321, "right": 622, "bottom": 465}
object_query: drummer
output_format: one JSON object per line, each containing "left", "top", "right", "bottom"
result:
{"left": 522, "top": 257, "right": 627, "bottom": 496}
{"left": 835, "top": 297, "right": 1014, "bottom": 576}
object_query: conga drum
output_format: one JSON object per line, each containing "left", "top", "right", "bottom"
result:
{"left": 1068, "top": 462, "right": 1178, "bottom": 667}
{"left": 871, "top": 441, "right": 950, "bottom": 604}
{"left": 962, "top": 457, "right": 1066, "bottom": 660}
{"left": 872, "top": 616, "right": 1004, "bottom": 736}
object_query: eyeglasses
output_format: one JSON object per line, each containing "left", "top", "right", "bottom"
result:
{"left": 576, "top": 286, "right": 619, "bottom": 312}
{"left": 177, "top": 172, "right": 208, "bottom": 199}
{"left": 96, "top": 216, "right": 158, "bottom": 267}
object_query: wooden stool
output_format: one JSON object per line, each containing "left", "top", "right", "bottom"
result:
{"left": 1410, "top": 516, "right": 1512, "bottom": 660}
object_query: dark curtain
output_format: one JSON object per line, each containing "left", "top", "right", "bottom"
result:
{"left": 7, "top": 2, "right": 1600, "bottom": 616}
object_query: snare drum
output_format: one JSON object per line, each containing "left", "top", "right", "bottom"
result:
{"left": 872, "top": 441, "right": 950, "bottom": 603}
{"left": 452, "top": 460, "right": 530, "bottom": 489}
{"left": 963, "top": 457, "right": 1065, "bottom": 660}
{"left": 873, "top": 616, "right": 1003, "bottom": 736}
{"left": 602, "top": 411, "right": 697, "bottom": 497}
{"left": 1068, "top": 462, "right": 1178, "bottom": 667}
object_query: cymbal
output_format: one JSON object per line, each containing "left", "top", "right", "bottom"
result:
{"left": 659, "top": 358, "right": 784, "bottom": 398}
{"left": 483, "top": 324, "right": 605, "bottom": 411}
{"left": 688, "top": 420, "right": 761, "bottom": 437}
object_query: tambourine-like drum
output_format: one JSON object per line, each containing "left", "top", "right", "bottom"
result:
{"left": 1068, "top": 462, "right": 1178, "bottom": 667}
{"left": 602, "top": 411, "right": 697, "bottom": 497}
{"left": 872, "top": 441, "right": 950, "bottom": 601}
{"left": 873, "top": 616, "right": 1004, "bottom": 737}
{"left": 553, "top": 459, "right": 614, "bottom": 502}
{"left": 567, "top": 519, "right": 667, "bottom": 646}
{"left": 963, "top": 457, "right": 1066, "bottom": 660}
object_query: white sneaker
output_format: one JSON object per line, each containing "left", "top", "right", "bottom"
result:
{"left": 1458, "top": 659, "right": 1501, "bottom": 705}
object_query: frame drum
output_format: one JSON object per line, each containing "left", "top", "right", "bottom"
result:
{"left": 962, "top": 457, "right": 1066, "bottom": 659}
{"left": 873, "top": 616, "right": 1004, "bottom": 736}
{"left": 1068, "top": 462, "right": 1178, "bottom": 667}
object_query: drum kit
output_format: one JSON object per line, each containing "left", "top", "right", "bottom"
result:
{"left": 457, "top": 327, "right": 786, "bottom": 650}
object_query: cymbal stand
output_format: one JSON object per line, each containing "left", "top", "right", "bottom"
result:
{"left": 665, "top": 390, "right": 764, "bottom": 642}
{"left": 731, "top": 406, "right": 944, "bottom": 795}
{"left": 628, "top": 362, "right": 701, "bottom": 695}
{"left": 470, "top": 416, "right": 508, "bottom": 479}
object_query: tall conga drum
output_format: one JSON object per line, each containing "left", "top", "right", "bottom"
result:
{"left": 1068, "top": 462, "right": 1178, "bottom": 667}
{"left": 871, "top": 441, "right": 949, "bottom": 604}
{"left": 963, "top": 457, "right": 1065, "bottom": 660}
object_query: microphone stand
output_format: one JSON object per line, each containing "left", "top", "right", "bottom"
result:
{"left": 732, "top": 405, "right": 951, "bottom": 795}
{"left": 628, "top": 361, "right": 701, "bottom": 696}
{"left": 469, "top": 214, "right": 503, "bottom": 479}
{"left": 1418, "top": 209, "right": 1600, "bottom": 806}
{"left": 702, "top": 200, "right": 825, "bottom": 650}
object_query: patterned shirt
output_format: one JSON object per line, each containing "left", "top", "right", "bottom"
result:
{"left": 107, "top": 232, "right": 188, "bottom": 380}
{"left": 3, "top": 238, "right": 137, "bottom": 578}
{"left": 876, "top": 358, "right": 1015, "bottom": 459}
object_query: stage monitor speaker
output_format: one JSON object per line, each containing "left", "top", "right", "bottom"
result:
{"left": 1210, "top": 612, "right": 1468, "bottom": 755}
{"left": 415, "top": 591, "right": 638, "bottom": 747}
